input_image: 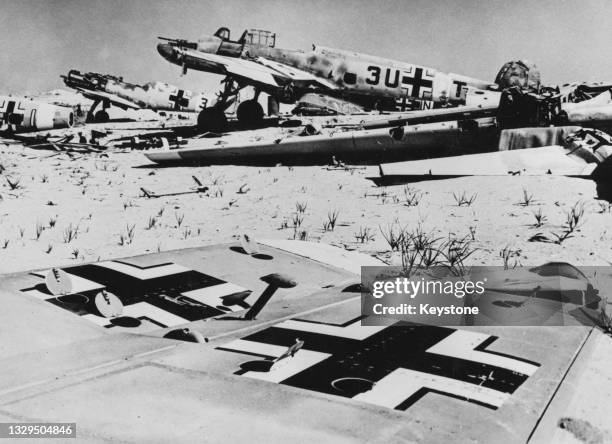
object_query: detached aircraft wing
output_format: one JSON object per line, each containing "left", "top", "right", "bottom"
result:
{"left": 74, "top": 87, "right": 141, "bottom": 110}
{"left": 370, "top": 127, "right": 612, "bottom": 186}
{"left": 1, "top": 240, "right": 612, "bottom": 442}
{"left": 374, "top": 146, "right": 597, "bottom": 182}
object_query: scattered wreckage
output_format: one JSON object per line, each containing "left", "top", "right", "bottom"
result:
{"left": 142, "top": 82, "right": 612, "bottom": 170}
{"left": 0, "top": 94, "right": 74, "bottom": 134}
{"left": 6, "top": 35, "right": 612, "bottom": 186}
{"left": 367, "top": 127, "right": 612, "bottom": 186}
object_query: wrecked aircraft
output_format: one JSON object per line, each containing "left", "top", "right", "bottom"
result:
{"left": 142, "top": 79, "right": 612, "bottom": 167}
{"left": 157, "top": 27, "right": 508, "bottom": 131}
{"left": 0, "top": 95, "right": 73, "bottom": 134}
{"left": 61, "top": 70, "right": 225, "bottom": 123}
{"left": 367, "top": 127, "right": 612, "bottom": 186}
{"left": 144, "top": 115, "right": 499, "bottom": 166}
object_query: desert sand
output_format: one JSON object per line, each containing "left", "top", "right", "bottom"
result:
{"left": 1, "top": 129, "right": 611, "bottom": 275}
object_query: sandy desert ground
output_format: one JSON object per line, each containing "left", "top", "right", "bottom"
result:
{"left": 1, "top": 131, "right": 611, "bottom": 275}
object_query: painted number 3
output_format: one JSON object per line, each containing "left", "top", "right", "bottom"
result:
{"left": 366, "top": 66, "right": 381, "bottom": 85}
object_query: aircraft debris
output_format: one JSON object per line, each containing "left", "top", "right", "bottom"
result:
{"left": 368, "top": 127, "right": 612, "bottom": 186}
{"left": 144, "top": 115, "right": 498, "bottom": 166}
{"left": 0, "top": 95, "right": 73, "bottom": 135}
{"left": 140, "top": 175, "right": 209, "bottom": 198}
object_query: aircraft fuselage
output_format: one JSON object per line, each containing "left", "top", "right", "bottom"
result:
{"left": 62, "top": 70, "right": 211, "bottom": 112}
{"left": 0, "top": 95, "right": 73, "bottom": 134}
{"left": 158, "top": 29, "right": 498, "bottom": 110}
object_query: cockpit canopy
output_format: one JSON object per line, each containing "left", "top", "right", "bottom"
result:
{"left": 214, "top": 27, "right": 232, "bottom": 41}
{"left": 245, "top": 29, "right": 276, "bottom": 48}
{"left": 212, "top": 27, "right": 276, "bottom": 48}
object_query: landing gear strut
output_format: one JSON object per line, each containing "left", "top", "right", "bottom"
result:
{"left": 196, "top": 77, "right": 242, "bottom": 133}
{"left": 86, "top": 99, "right": 111, "bottom": 123}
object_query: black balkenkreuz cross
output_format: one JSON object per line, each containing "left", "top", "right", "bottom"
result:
{"left": 20, "top": 261, "right": 250, "bottom": 326}
{"left": 402, "top": 67, "right": 433, "bottom": 98}
{"left": 169, "top": 90, "right": 190, "bottom": 110}
{"left": 218, "top": 317, "right": 540, "bottom": 411}
{"left": 1, "top": 101, "right": 23, "bottom": 126}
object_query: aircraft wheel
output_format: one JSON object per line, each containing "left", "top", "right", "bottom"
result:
{"left": 197, "top": 108, "right": 228, "bottom": 133}
{"left": 237, "top": 100, "right": 264, "bottom": 127}
{"left": 94, "top": 110, "right": 109, "bottom": 123}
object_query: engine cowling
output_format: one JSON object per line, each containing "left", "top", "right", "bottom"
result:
{"left": 495, "top": 60, "right": 541, "bottom": 92}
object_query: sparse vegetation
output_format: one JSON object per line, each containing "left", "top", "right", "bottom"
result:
{"left": 396, "top": 227, "right": 476, "bottom": 277}
{"left": 380, "top": 223, "right": 407, "bottom": 251}
{"left": 35, "top": 221, "right": 45, "bottom": 240}
{"left": 453, "top": 191, "right": 477, "bottom": 207}
{"left": 468, "top": 225, "right": 477, "bottom": 240}
{"left": 294, "top": 229, "right": 308, "bottom": 241}
{"left": 292, "top": 213, "right": 304, "bottom": 228}
{"left": 63, "top": 223, "right": 78, "bottom": 243}
{"left": 146, "top": 215, "right": 158, "bottom": 230}
{"left": 532, "top": 208, "right": 547, "bottom": 227}
{"left": 518, "top": 188, "right": 535, "bottom": 206}
{"left": 529, "top": 202, "right": 585, "bottom": 244}
{"left": 6, "top": 176, "right": 21, "bottom": 190}
{"left": 500, "top": 246, "right": 521, "bottom": 270}
{"left": 403, "top": 186, "right": 422, "bottom": 207}
{"left": 354, "top": 226, "right": 375, "bottom": 243}
{"left": 295, "top": 201, "right": 307, "bottom": 214}
{"left": 118, "top": 224, "right": 136, "bottom": 246}
{"left": 324, "top": 209, "right": 340, "bottom": 232}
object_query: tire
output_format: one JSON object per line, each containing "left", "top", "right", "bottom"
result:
{"left": 197, "top": 108, "right": 228, "bottom": 133}
{"left": 94, "top": 110, "right": 109, "bottom": 123}
{"left": 237, "top": 100, "right": 264, "bottom": 127}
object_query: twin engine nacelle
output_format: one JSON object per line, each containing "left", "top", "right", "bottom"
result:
{"left": 0, "top": 96, "right": 74, "bottom": 133}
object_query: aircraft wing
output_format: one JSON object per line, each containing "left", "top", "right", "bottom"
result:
{"left": 178, "top": 48, "right": 338, "bottom": 90}
{"left": 2, "top": 241, "right": 611, "bottom": 442}
{"left": 254, "top": 57, "right": 338, "bottom": 89}
{"left": 370, "top": 145, "right": 598, "bottom": 186}
{"left": 75, "top": 88, "right": 141, "bottom": 110}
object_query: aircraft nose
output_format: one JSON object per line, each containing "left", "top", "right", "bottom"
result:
{"left": 157, "top": 43, "right": 174, "bottom": 60}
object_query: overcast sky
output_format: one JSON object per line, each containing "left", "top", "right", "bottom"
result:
{"left": 1, "top": 0, "right": 611, "bottom": 95}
